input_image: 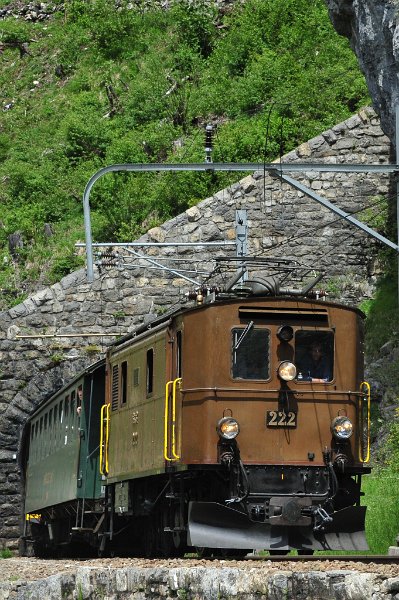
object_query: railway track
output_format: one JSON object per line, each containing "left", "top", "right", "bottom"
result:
{"left": 242, "top": 554, "right": 399, "bottom": 564}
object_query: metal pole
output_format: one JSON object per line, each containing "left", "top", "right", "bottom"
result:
{"left": 396, "top": 104, "right": 399, "bottom": 307}
{"left": 76, "top": 241, "right": 235, "bottom": 248}
{"left": 83, "top": 162, "right": 399, "bottom": 282}
{"left": 276, "top": 172, "right": 399, "bottom": 252}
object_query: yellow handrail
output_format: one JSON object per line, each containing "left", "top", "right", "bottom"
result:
{"left": 164, "top": 381, "right": 173, "bottom": 461}
{"left": 359, "top": 381, "right": 370, "bottom": 463}
{"left": 164, "top": 378, "right": 182, "bottom": 461}
{"left": 100, "top": 403, "right": 110, "bottom": 475}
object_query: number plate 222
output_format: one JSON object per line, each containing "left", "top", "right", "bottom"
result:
{"left": 266, "top": 410, "right": 297, "bottom": 428}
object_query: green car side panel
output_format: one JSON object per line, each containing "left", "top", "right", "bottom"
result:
{"left": 24, "top": 362, "right": 105, "bottom": 514}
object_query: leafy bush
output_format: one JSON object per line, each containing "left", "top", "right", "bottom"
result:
{"left": 48, "top": 252, "right": 84, "bottom": 283}
{"left": 364, "top": 273, "right": 398, "bottom": 358}
{"left": 169, "top": 0, "right": 218, "bottom": 58}
{"left": 0, "top": 19, "right": 31, "bottom": 46}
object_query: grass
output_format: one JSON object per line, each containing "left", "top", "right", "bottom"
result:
{"left": 0, "top": 549, "right": 13, "bottom": 559}
{"left": 362, "top": 469, "right": 399, "bottom": 553}
{"left": 313, "top": 468, "right": 399, "bottom": 556}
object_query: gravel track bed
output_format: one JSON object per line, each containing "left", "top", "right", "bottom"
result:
{"left": 1, "top": 556, "right": 398, "bottom": 583}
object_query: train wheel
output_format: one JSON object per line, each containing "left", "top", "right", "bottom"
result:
{"left": 143, "top": 518, "right": 158, "bottom": 558}
{"left": 195, "top": 547, "right": 215, "bottom": 558}
{"left": 297, "top": 549, "right": 314, "bottom": 555}
{"left": 157, "top": 505, "right": 187, "bottom": 558}
{"left": 269, "top": 550, "right": 289, "bottom": 556}
{"left": 97, "top": 534, "right": 113, "bottom": 558}
{"left": 30, "top": 523, "right": 51, "bottom": 558}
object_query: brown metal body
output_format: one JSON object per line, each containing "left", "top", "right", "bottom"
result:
{"left": 106, "top": 297, "right": 365, "bottom": 481}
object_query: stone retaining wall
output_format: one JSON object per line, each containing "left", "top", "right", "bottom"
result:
{"left": 0, "top": 107, "right": 392, "bottom": 549}
{"left": 1, "top": 567, "right": 399, "bottom": 600}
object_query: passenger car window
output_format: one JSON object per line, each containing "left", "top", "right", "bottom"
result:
{"left": 232, "top": 327, "right": 270, "bottom": 380}
{"left": 295, "top": 330, "right": 334, "bottom": 382}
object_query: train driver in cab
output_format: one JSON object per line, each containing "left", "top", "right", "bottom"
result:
{"left": 296, "top": 337, "right": 333, "bottom": 383}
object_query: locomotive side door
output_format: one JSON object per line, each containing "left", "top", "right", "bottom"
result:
{"left": 164, "top": 325, "right": 183, "bottom": 464}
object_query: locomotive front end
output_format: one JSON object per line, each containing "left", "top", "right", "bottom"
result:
{"left": 182, "top": 298, "right": 370, "bottom": 553}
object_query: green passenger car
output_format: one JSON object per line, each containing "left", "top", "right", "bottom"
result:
{"left": 23, "top": 360, "right": 105, "bottom": 554}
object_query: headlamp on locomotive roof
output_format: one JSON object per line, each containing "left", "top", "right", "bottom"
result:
{"left": 217, "top": 417, "right": 240, "bottom": 440}
{"left": 277, "top": 325, "right": 294, "bottom": 342}
{"left": 331, "top": 416, "right": 353, "bottom": 440}
{"left": 278, "top": 361, "right": 297, "bottom": 381}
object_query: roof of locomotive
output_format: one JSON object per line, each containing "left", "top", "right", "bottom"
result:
{"left": 111, "top": 292, "right": 365, "bottom": 351}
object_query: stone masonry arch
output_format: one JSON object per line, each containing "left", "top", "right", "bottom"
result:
{"left": 0, "top": 107, "right": 392, "bottom": 548}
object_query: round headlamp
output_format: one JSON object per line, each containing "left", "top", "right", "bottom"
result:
{"left": 277, "top": 325, "right": 294, "bottom": 342}
{"left": 217, "top": 417, "right": 240, "bottom": 440}
{"left": 331, "top": 416, "right": 353, "bottom": 439}
{"left": 278, "top": 361, "right": 297, "bottom": 381}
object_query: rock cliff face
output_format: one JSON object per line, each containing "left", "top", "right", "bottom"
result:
{"left": 325, "top": 0, "right": 399, "bottom": 145}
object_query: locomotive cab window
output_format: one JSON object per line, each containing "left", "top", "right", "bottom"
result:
{"left": 295, "top": 330, "right": 334, "bottom": 382}
{"left": 232, "top": 326, "right": 270, "bottom": 380}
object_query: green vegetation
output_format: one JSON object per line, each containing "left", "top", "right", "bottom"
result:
{"left": 0, "top": 0, "right": 369, "bottom": 308}
{"left": 0, "top": 548, "right": 13, "bottom": 558}
{"left": 50, "top": 352, "right": 64, "bottom": 364}
{"left": 363, "top": 271, "right": 398, "bottom": 358}
{"left": 362, "top": 470, "right": 399, "bottom": 553}
{"left": 84, "top": 344, "right": 101, "bottom": 355}
{"left": 359, "top": 256, "right": 399, "bottom": 554}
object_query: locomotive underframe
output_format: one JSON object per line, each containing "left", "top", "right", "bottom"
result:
{"left": 24, "top": 498, "right": 106, "bottom": 557}
{"left": 24, "top": 458, "right": 369, "bottom": 556}
{"left": 184, "top": 462, "right": 369, "bottom": 551}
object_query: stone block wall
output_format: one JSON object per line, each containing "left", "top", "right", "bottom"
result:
{"left": 0, "top": 107, "right": 392, "bottom": 548}
{"left": 1, "top": 565, "right": 399, "bottom": 600}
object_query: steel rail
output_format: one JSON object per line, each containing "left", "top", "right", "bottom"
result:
{"left": 240, "top": 554, "right": 399, "bottom": 563}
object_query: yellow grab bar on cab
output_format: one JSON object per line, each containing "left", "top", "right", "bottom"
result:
{"left": 164, "top": 378, "right": 182, "bottom": 461}
{"left": 359, "top": 381, "right": 370, "bottom": 463}
{"left": 100, "top": 403, "right": 110, "bottom": 475}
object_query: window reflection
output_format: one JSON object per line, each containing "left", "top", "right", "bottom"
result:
{"left": 232, "top": 327, "right": 270, "bottom": 380}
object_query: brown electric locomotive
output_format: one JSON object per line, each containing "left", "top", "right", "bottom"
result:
{"left": 23, "top": 277, "right": 371, "bottom": 556}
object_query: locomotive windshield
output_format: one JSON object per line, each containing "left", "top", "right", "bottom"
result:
{"left": 295, "top": 330, "right": 334, "bottom": 382}
{"left": 232, "top": 327, "right": 270, "bottom": 380}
